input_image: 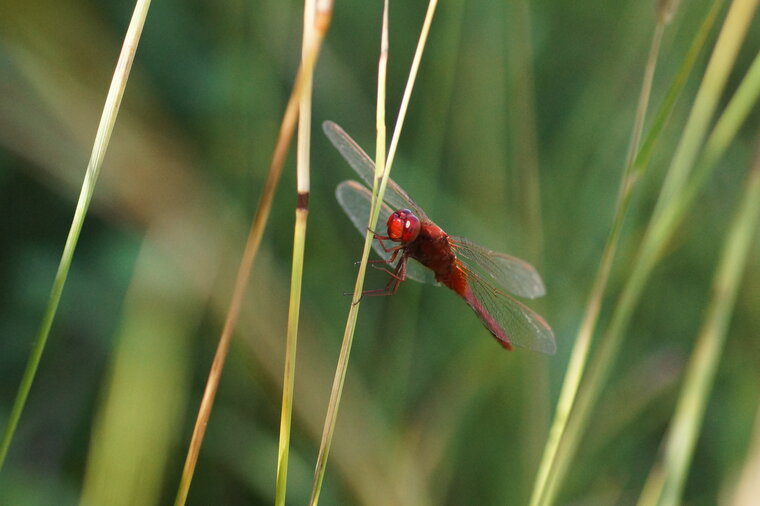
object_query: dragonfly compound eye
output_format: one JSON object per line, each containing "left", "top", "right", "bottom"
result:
{"left": 387, "top": 209, "right": 420, "bottom": 243}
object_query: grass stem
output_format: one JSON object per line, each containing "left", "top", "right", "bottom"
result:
{"left": 537, "top": 1, "right": 758, "bottom": 503}
{"left": 307, "top": 1, "right": 439, "bottom": 503}
{"left": 0, "top": 0, "right": 152, "bottom": 471}
{"left": 531, "top": 2, "right": 726, "bottom": 499}
{"left": 637, "top": 138, "right": 760, "bottom": 506}
{"left": 173, "top": 3, "right": 333, "bottom": 504}
{"left": 528, "top": 8, "right": 670, "bottom": 505}
{"left": 274, "top": 0, "right": 319, "bottom": 503}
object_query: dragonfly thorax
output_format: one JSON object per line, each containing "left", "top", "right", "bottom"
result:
{"left": 387, "top": 209, "right": 420, "bottom": 243}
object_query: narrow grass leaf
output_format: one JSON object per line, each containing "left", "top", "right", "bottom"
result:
{"left": 638, "top": 140, "right": 760, "bottom": 506}
{"left": 274, "top": 0, "right": 321, "bottom": 503}
{"left": 0, "top": 0, "right": 152, "bottom": 470}
{"left": 537, "top": 0, "right": 759, "bottom": 503}
{"left": 308, "top": 1, "right": 439, "bottom": 503}
{"left": 529, "top": 5, "right": 676, "bottom": 504}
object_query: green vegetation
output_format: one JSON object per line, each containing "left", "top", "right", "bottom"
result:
{"left": 0, "top": 0, "right": 758, "bottom": 505}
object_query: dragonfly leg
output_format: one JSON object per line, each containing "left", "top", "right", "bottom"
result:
{"left": 360, "top": 255, "right": 407, "bottom": 296}
{"left": 353, "top": 246, "right": 400, "bottom": 274}
{"left": 344, "top": 253, "right": 408, "bottom": 298}
{"left": 374, "top": 235, "right": 404, "bottom": 254}
{"left": 352, "top": 259, "right": 401, "bottom": 280}
{"left": 388, "top": 258, "right": 407, "bottom": 293}
{"left": 366, "top": 247, "right": 402, "bottom": 276}
{"left": 368, "top": 259, "right": 406, "bottom": 280}
{"left": 354, "top": 258, "right": 392, "bottom": 268}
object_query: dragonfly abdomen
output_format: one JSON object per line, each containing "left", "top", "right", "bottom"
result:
{"left": 462, "top": 287, "right": 513, "bottom": 350}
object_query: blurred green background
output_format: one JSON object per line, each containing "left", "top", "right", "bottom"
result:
{"left": 1, "top": 0, "right": 759, "bottom": 504}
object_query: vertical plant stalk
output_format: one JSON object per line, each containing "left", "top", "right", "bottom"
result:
{"left": 638, "top": 140, "right": 760, "bottom": 506}
{"left": 274, "top": 0, "right": 318, "bottom": 503}
{"left": 636, "top": 107, "right": 760, "bottom": 506}
{"left": 506, "top": 1, "right": 548, "bottom": 488}
{"left": 509, "top": 0, "right": 545, "bottom": 262}
{"left": 538, "top": 0, "right": 759, "bottom": 504}
{"left": 670, "top": 47, "right": 760, "bottom": 235}
{"left": 528, "top": 5, "right": 671, "bottom": 504}
{"left": 308, "top": 1, "right": 439, "bottom": 504}
{"left": 173, "top": 3, "right": 333, "bottom": 505}
{"left": 0, "top": 0, "right": 152, "bottom": 471}
{"left": 308, "top": 2, "right": 389, "bottom": 503}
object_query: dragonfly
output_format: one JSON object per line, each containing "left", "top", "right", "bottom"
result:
{"left": 326, "top": 121, "right": 556, "bottom": 354}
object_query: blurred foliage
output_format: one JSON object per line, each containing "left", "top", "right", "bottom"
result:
{"left": 0, "top": 0, "right": 759, "bottom": 505}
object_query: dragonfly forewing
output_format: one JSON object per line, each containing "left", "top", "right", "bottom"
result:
{"left": 451, "top": 236, "right": 546, "bottom": 299}
{"left": 324, "top": 121, "right": 427, "bottom": 220}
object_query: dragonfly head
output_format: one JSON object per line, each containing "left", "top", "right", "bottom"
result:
{"left": 387, "top": 209, "right": 420, "bottom": 243}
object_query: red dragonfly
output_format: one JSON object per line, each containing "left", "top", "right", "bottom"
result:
{"left": 326, "top": 121, "right": 555, "bottom": 354}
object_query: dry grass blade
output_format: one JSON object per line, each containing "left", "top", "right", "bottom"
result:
{"left": 173, "top": 3, "right": 333, "bottom": 504}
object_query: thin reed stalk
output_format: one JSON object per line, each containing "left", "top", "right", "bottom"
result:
{"left": 636, "top": 46, "right": 760, "bottom": 506}
{"left": 308, "top": 2, "right": 390, "bottom": 502}
{"left": 308, "top": 1, "right": 439, "bottom": 503}
{"left": 538, "top": 1, "right": 759, "bottom": 503}
{"left": 0, "top": 0, "right": 152, "bottom": 471}
{"left": 274, "top": 0, "right": 318, "bottom": 503}
{"left": 528, "top": 3, "right": 673, "bottom": 503}
{"left": 173, "top": 3, "right": 333, "bottom": 504}
{"left": 507, "top": 0, "right": 545, "bottom": 261}
{"left": 506, "top": 1, "right": 550, "bottom": 488}
{"left": 637, "top": 139, "right": 760, "bottom": 506}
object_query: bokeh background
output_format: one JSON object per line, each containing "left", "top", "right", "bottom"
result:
{"left": 1, "top": 0, "right": 759, "bottom": 504}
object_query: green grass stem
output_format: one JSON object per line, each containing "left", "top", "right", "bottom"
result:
{"left": 0, "top": 0, "right": 152, "bottom": 471}
{"left": 173, "top": 5, "right": 332, "bottom": 504}
{"left": 537, "top": 1, "right": 759, "bottom": 503}
{"left": 274, "top": 0, "right": 320, "bottom": 503}
{"left": 528, "top": 8, "right": 671, "bottom": 505}
{"left": 308, "top": 1, "right": 439, "bottom": 503}
{"left": 308, "top": 2, "right": 391, "bottom": 502}
{"left": 627, "top": 0, "right": 724, "bottom": 180}
{"left": 637, "top": 138, "right": 760, "bottom": 506}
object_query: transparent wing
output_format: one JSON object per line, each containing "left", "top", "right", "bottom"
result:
{"left": 451, "top": 236, "right": 546, "bottom": 299}
{"left": 466, "top": 268, "right": 556, "bottom": 354}
{"left": 324, "top": 121, "right": 428, "bottom": 220}
{"left": 336, "top": 181, "right": 437, "bottom": 285}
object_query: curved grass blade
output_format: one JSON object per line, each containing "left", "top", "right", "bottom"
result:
{"left": 0, "top": 0, "right": 152, "bottom": 469}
